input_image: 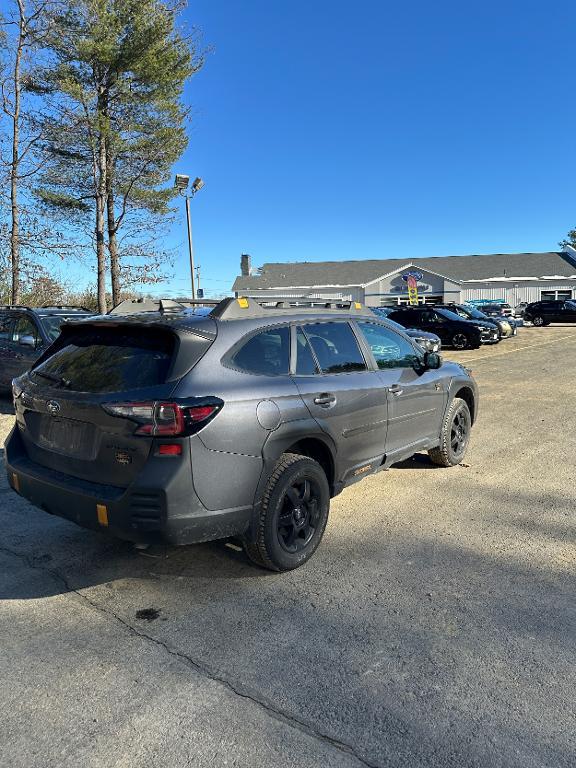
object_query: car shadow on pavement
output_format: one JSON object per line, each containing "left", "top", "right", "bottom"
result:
{"left": 391, "top": 453, "right": 441, "bottom": 470}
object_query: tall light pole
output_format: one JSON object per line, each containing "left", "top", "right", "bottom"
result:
{"left": 174, "top": 174, "right": 204, "bottom": 301}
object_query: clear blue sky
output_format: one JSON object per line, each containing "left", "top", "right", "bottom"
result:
{"left": 165, "top": 0, "right": 576, "bottom": 298}
{"left": 15, "top": 0, "right": 576, "bottom": 298}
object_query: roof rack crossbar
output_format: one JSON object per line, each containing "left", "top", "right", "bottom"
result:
{"left": 109, "top": 298, "right": 187, "bottom": 315}
{"left": 209, "top": 296, "right": 374, "bottom": 320}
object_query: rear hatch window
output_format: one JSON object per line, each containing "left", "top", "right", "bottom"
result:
{"left": 31, "top": 327, "right": 176, "bottom": 393}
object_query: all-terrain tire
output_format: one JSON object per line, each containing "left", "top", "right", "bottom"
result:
{"left": 428, "top": 397, "right": 472, "bottom": 467}
{"left": 244, "top": 453, "right": 330, "bottom": 572}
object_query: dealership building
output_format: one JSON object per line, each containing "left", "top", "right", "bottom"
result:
{"left": 232, "top": 249, "right": 576, "bottom": 307}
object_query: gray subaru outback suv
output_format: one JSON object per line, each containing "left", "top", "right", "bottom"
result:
{"left": 5, "top": 297, "right": 478, "bottom": 571}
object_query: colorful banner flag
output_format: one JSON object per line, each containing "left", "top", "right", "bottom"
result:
{"left": 407, "top": 274, "right": 419, "bottom": 305}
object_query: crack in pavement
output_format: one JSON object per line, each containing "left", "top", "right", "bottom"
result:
{"left": 0, "top": 545, "right": 381, "bottom": 768}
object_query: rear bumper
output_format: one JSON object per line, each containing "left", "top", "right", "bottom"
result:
{"left": 4, "top": 426, "right": 251, "bottom": 545}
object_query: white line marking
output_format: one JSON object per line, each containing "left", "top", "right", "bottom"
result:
{"left": 453, "top": 333, "right": 576, "bottom": 364}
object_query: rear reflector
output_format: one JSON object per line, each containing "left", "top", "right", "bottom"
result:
{"left": 96, "top": 504, "right": 109, "bottom": 526}
{"left": 157, "top": 444, "right": 182, "bottom": 456}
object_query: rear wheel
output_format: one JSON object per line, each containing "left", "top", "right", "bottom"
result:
{"left": 245, "top": 453, "right": 330, "bottom": 571}
{"left": 451, "top": 332, "right": 470, "bottom": 350}
{"left": 532, "top": 315, "right": 548, "bottom": 327}
{"left": 428, "top": 397, "right": 471, "bottom": 467}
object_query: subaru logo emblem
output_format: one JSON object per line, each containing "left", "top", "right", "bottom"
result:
{"left": 47, "top": 400, "right": 61, "bottom": 415}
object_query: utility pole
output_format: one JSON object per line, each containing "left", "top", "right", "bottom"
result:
{"left": 195, "top": 264, "right": 201, "bottom": 297}
{"left": 185, "top": 195, "right": 195, "bottom": 300}
{"left": 174, "top": 174, "right": 205, "bottom": 302}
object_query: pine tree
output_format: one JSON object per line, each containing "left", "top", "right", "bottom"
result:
{"left": 37, "top": 0, "right": 202, "bottom": 311}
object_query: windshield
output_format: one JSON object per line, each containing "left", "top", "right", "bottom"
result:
{"left": 437, "top": 308, "right": 470, "bottom": 322}
{"left": 39, "top": 314, "right": 93, "bottom": 342}
{"left": 461, "top": 306, "right": 488, "bottom": 320}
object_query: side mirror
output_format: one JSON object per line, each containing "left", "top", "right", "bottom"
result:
{"left": 19, "top": 335, "right": 38, "bottom": 349}
{"left": 424, "top": 351, "right": 442, "bottom": 370}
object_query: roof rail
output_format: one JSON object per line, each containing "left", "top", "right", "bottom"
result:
{"left": 0, "top": 304, "right": 32, "bottom": 310}
{"left": 209, "top": 296, "right": 374, "bottom": 320}
{"left": 40, "top": 305, "right": 93, "bottom": 312}
{"left": 109, "top": 298, "right": 187, "bottom": 315}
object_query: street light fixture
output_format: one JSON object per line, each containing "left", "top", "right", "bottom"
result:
{"left": 174, "top": 173, "right": 204, "bottom": 300}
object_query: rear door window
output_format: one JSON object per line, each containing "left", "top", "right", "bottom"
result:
{"left": 31, "top": 327, "right": 176, "bottom": 393}
{"left": 230, "top": 326, "right": 290, "bottom": 375}
{"left": 300, "top": 322, "right": 366, "bottom": 374}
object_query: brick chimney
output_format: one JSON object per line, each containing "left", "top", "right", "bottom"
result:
{"left": 240, "top": 253, "right": 252, "bottom": 277}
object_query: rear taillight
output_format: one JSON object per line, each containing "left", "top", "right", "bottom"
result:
{"left": 103, "top": 400, "right": 222, "bottom": 436}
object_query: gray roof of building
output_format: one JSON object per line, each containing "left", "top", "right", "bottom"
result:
{"left": 232, "top": 251, "right": 576, "bottom": 291}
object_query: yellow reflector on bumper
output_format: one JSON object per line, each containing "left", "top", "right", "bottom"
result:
{"left": 96, "top": 504, "right": 109, "bottom": 526}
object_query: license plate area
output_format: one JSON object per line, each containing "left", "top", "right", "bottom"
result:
{"left": 37, "top": 417, "right": 97, "bottom": 460}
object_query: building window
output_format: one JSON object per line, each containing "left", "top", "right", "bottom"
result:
{"left": 540, "top": 290, "right": 573, "bottom": 301}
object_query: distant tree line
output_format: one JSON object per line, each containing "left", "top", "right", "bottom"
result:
{"left": 1, "top": 0, "right": 204, "bottom": 312}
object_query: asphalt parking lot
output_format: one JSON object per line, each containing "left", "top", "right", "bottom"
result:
{"left": 1, "top": 326, "right": 575, "bottom": 768}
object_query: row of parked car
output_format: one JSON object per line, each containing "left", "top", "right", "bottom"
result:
{"left": 372, "top": 302, "right": 517, "bottom": 351}
{"left": 1, "top": 295, "right": 573, "bottom": 392}
{"left": 373, "top": 296, "right": 576, "bottom": 351}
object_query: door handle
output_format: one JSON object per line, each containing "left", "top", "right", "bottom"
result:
{"left": 389, "top": 384, "right": 403, "bottom": 396}
{"left": 314, "top": 393, "right": 336, "bottom": 407}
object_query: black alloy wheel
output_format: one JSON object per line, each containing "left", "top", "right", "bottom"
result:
{"left": 449, "top": 407, "right": 470, "bottom": 458}
{"left": 277, "top": 477, "right": 321, "bottom": 553}
{"left": 245, "top": 453, "right": 330, "bottom": 571}
{"left": 451, "top": 332, "right": 469, "bottom": 350}
{"left": 429, "top": 397, "right": 472, "bottom": 467}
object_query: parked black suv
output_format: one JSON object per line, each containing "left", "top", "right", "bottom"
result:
{"left": 5, "top": 298, "right": 478, "bottom": 571}
{"left": 436, "top": 303, "right": 516, "bottom": 339}
{"left": 523, "top": 299, "right": 576, "bottom": 326}
{"left": 0, "top": 306, "right": 94, "bottom": 390}
{"left": 386, "top": 306, "right": 499, "bottom": 350}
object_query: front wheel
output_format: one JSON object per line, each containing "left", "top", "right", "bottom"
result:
{"left": 245, "top": 453, "right": 330, "bottom": 571}
{"left": 451, "top": 332, "right": 470, "bottom": 350}
{"left": 428, "top": 397, "right": 472, "bottom": 467}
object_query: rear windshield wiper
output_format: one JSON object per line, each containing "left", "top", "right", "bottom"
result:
{"left": 33, "top": 370, "right": 71, "bottom": 388}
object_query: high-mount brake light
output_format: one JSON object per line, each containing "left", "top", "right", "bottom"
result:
{"left": 103, "top": 401, "right": 221, "bottom": 436}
